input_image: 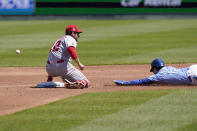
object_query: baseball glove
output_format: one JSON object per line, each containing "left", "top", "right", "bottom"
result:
{"left": 66, "top": 81, "right": 86, "bottom": 89}
{"left": 62, "top": 78, "right": 87, "bottom": 89}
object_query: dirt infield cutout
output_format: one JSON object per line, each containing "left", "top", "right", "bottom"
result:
{"left": 0, "top": 64, "right": 196, "bottom": 116}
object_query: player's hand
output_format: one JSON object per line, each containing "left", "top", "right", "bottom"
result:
{"left": 114, "top": 80, "right": 127, "bottom": 86}
{"left": 79, "top": 63, "right": 85, "bottom": 70}
{"left": 74, "top": 58, "right": 85, "bottom": 70}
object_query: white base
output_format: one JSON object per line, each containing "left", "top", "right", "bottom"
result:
{"left": 36, "top": 81, "right": 65, "bottom": 88}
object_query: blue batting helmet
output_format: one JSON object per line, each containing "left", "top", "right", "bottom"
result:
{"left": 150, "top": 58, "right": 165, "bottom": 72}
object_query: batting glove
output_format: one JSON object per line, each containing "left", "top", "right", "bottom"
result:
{"left": 114, "top": 80, "right": 128, "bottom": 86}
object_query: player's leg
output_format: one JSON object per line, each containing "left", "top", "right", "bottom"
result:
{"left": 62, "top": 72, "right": 90, "bottom": 89}
{"left": 46, "top": 62, "right": 58, "bottom": 82}
{"left": 187, "top": 65, "right": 197, "bottom": 85}
{"left": 61, "top": 63, "right": 90, "bottom": 89}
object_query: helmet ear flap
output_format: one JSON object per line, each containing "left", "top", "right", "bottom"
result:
{"left": 150, "top": 66, "right": 154, "bottom": 72}
{"left": 150, "top": 58, "right": 165, "bottom": 72}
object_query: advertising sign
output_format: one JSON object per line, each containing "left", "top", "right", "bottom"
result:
{"left": 0, "top": 0, "right": 35, "bottom": 15}
{"left": 36, "top": 0, "right": 197, "bottom": 15}
{"left": 121, "top": 0, "right": 182, "bottom": 7}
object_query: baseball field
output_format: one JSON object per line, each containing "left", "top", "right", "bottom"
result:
{"left": 0, "top": 19, "right": 197, "bottom": 130}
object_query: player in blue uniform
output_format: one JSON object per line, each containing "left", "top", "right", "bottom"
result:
{"left": 114, "top": 58, "right": 197, "bottom": 86}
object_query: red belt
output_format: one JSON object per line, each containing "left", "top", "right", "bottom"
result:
{"left": 47, "top": 60, "right": 64, "bottom": 64}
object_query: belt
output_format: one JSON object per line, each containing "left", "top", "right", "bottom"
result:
{"left": 47, "top": 60, "right": 64, "bottom": 64}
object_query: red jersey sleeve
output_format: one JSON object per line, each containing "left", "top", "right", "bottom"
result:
{"left": 67, "top": 46, "right": 78, "bottom": 59}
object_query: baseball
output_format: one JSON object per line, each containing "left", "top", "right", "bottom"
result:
{"left": 16, "top": 49, "right": 20, "bottom": 54}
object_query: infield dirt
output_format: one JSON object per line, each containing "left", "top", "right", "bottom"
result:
{"left": 0, "top": 64, "right": 196, "bottom": 116}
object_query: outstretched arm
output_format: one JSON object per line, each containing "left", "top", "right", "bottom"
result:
{"left": 114, "top": 78, "right": 153, "bottom": 86}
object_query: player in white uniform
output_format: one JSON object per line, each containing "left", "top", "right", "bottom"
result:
{"left": 46, "top": 25, "right": 90, "bottom": 89}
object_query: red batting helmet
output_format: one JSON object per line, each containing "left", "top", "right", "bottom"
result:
{"left": 65, "top": 25, "right": 83, "bottom": 34}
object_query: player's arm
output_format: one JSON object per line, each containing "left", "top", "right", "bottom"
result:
{"left": 74, "top": 58, "right": 84, "bottom": 70}
{"left": 67, "top": 46, "right": 84, "bottom": 70}
{"left": 114, "top": 78, "right": 153, "bottom": 86}
{"left": 114, "top": 72, "right": 162, "bottom": 86}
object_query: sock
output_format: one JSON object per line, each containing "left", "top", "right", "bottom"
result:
{"left": 47, "top": 76, "right": 53, "bottom": 82}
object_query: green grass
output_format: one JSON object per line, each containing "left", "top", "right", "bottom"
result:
{"left": 0, "top": 89, "right": 197, "bottom": 131}
{"left": 0, "top": 19, "right": 197, "bottom": 66}
{"left": 1, "top": 19, "right": 197, "bottom": 131}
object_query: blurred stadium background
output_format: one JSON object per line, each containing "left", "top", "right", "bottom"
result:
{"left": 1, "top": 0, "right": 197, "bottom": 18}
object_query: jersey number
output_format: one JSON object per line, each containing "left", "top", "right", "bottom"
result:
{"left": 52, "top": 40, "right": 61, "bottom": 52}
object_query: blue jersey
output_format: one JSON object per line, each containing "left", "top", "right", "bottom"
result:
{"left": 148, "top": 66, "right": 190, "bottom": 85}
